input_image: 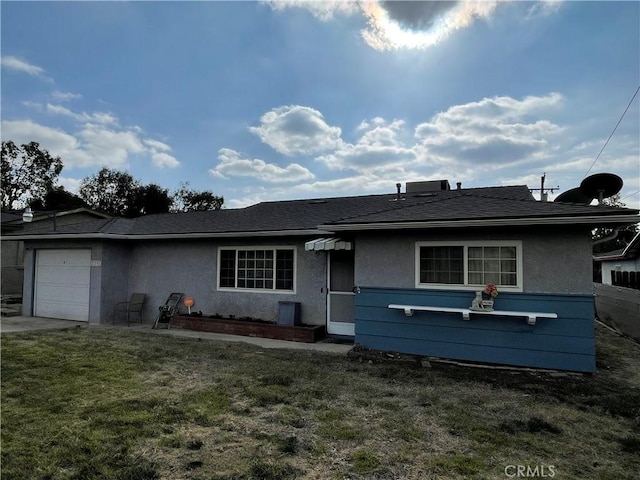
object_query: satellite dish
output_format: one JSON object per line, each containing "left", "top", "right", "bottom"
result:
{"left": 554, "top": 187, "right": 593, "bottom": 204}
{"left": 579, "top": 173, "right": 623, "bottom": 204}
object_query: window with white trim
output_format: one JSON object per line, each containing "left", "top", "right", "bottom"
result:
{"left": 218, "top": 247, "right": 295, "bottom": 292}
{"left": 415, "top": 241, "right": 522, "bottom": 291}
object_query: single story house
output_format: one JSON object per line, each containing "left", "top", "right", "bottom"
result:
{"left": 593, "top": 232, "right": 640, "bottom": 341}
{"left": 8, "top": 181, "right": 639, "bottom": 372}
{"left": 593, "top": 232, "right": 640, "bottom": 287}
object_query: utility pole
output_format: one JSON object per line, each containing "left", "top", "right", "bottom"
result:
{"left": 529, "top": 173, "right": 559, "bottom": 201}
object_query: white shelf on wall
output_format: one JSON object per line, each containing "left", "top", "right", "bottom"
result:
{"left": 387, "top": 304, "right": 558, "bottom": 325}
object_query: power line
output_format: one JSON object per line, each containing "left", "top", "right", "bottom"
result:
{"left": 621, "top": 189, "right": 639, "bottom": 201}
{"left": 583, "top": 85, "right": 640, "bottom": 178}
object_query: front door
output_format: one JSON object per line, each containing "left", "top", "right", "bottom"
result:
{"left": 327, "top": 250, "right": 355, "bottom": 336}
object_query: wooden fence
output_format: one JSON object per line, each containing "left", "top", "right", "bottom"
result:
{"left": 611, "top": 270, "right": 639, "bottom": 290}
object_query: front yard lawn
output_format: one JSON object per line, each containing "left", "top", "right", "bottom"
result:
{"left": 2, "top": 323, "right": 639, "bottom": 479}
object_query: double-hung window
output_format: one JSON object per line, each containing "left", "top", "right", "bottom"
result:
{"left": 218, "top": 247, "right": 295, "bottom": 292}
{"left": 415, "top": 241, "right": 522, "bottom": 291}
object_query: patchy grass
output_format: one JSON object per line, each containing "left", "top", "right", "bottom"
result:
{"left": 2, "top": 324, "right": 639, "bottom": 479}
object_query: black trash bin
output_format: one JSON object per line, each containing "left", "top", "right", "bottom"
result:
{"left": 278, "top": 301, "right": 301, "bottom": 326}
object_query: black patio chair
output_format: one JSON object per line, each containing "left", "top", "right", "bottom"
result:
{"left": 152, "top": 292, "right": 183, "bottom": 329}
{"left": 113, "top": 293, "right": 146, "bottom": 325}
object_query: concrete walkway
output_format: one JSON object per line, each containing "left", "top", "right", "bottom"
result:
{"left": 0, "top": 316, "right": 353, "bottom": 354}
{"left": 0, "top": 315, "right": 87, "bottom": 333}
{"left": 126, "top": 323, "right": 353, "bottom": 354}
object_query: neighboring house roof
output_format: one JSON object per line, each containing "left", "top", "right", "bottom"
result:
{"left": 2, "top": 208, "right": 110, "bottom": 224}
{"left": 5, "top": 185, "right": 639, "bottom": 240}
{"left": 1, "top": 208, "right": 111, "bottom": 233}
{"left": 0, "top": 212, "right": 23, "bottom": 224}
{"left": 593, "top": 232, "right": 640, "bottom": 261}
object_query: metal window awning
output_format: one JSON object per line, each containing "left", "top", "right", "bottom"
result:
{"left": 305, "top": 237, "right": 352, "bottom": 251}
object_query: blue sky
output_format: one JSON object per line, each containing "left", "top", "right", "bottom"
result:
{"left": 2, "top": 1, "right": 638, "bottom": 209}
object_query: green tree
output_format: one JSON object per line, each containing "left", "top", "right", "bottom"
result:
{"left": 79, "top": 169, "right": 223, "bottom": 218}
{"left": 79, "top": 168, "right": 143, "bottom": 217}
{"left": 29, "top": 186, "right": 88, "bottom": 211}
{"left": 1, "top": 141, "right": 63, "bottom": 210}
{"left": 592, "top": 194, "right": 639, "bottom": 254}
{"left": 138, "top": 183, "right": 172, "bottom": 215}
{"left": 172, "top": 182, "right": 224, "bottom": 212}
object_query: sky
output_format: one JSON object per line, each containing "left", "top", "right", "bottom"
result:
{"left": 1, "top": 0, "right": 639, "bottom": 210}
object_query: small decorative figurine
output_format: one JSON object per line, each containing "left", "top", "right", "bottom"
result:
{"left": 470, "top": 284, "right": 499, "bottom": 311}
{"left": 470, "top": 291, "right": 484, "bottom": 311}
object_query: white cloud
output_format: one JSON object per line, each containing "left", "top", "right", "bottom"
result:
{"left": 526, "top": 0, "right": 563, "bottom": 18}
{"left": 250, "top": 105, "right": 343, "bottom": 156}
{"left": 65, "top": 124, "right": 145, "bottom": 168}
{"left": 415, "top": 93, "right": 564, "bottom": 165}
{"left": 22, "top": 101, "right": 44, "bottom": 111}
{"left": 317, "top": 118, "right": 416, "bottom": 171}
{"left": 2, "top": 57, "right": 180, "bottom": 172}
{"left": 51, "top": 90, "right": 82, "bottom": 102}
{"left": 264, "top": 0, "right": 358, "bottom": 21}
{"left": 45, "top": 103, "right": 77, "bottom": 117}
{"left": 217, "top": 96, "right": 638, "bottom": 210}
{"left": 1, "top": 56, "right": 47, "bottom": 77}
{"left": 423, "top": 93, "right": 564, "bottom": 126}
{"left": 144, "top": 139, "right": 180, "bottom": 168}
{"left": 151, "top": 152, "right": 180, "bottom": 168}
{"left": 1, "top": 118, "right": 180, "bottom": 170}
{"left": 57, "top": 176, "right": 83, "bottom": 196}
{"left": 220, "top": 93, "right": 573, "bottom": 204}
{"left": 144, "top": 139, "right": 172, "bottom": 152}
{"left": 210, "top": 148, "right": 315, "bottom": 183}
{"left": 1, "top": 120, "right": 79, "bottom": 155}
{"left": 224, "top": 174, "right": 393, "bottom": 208}
{"left": 46, "top": 103, "right": 118, "bottom": 126}
{"left": 290, "top": 175, "right": 400, "bottom": 196}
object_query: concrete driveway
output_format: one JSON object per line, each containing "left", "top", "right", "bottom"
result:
{"left": 0, "top": 316, "right": 87, "bottom": 334}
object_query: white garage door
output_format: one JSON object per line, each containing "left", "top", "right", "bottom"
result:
{"left": 35, "top": 249, "right": 91, "bottom": 321}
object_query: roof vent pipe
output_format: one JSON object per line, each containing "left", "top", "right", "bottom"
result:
{"left": 396, "top": 183, "right": 402, "bottom": 200}
{"left": 593, "top": 227, "right": 621, "bottom": 247}
{"left": 456, "top": 182, "right": 462, "bottom": 190}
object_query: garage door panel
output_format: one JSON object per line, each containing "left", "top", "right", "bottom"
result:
{"left": 35, "top": 267, "right": 90, "bottom": 285}
{"left": 38, "top": 250, "right": 90, "bottom": 265}
{"left": 36, "top": 284, "right": 90, "bottom": 301}
{"left": 35, "top": 250, "right": 91, "bottom": 322}
{"left": 36, "top": 301, "right": 89, "bottom": 322}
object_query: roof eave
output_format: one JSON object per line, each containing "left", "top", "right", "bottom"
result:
{"left": 8, "top": 228, "right": 333, "bottom": 241}
{"left": 593, "top": 254, "right": 625, "bottom": 261}
{"left": 7, "top": 214, "right": 639, "bottom": 240}
{"left": 321, "top": 214, "right": 640, "bottom": 231}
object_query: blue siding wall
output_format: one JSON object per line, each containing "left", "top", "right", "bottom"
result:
{"left": 355, "top": 287, "right": 595, "bottom": 372}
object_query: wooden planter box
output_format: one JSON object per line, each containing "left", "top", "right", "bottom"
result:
{"left": 170, "top": 315, "right": 326, "bottom": 343}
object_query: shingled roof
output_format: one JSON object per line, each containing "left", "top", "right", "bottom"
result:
{"left": 6, "top": 185, "right": 639, "bottom": 240}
